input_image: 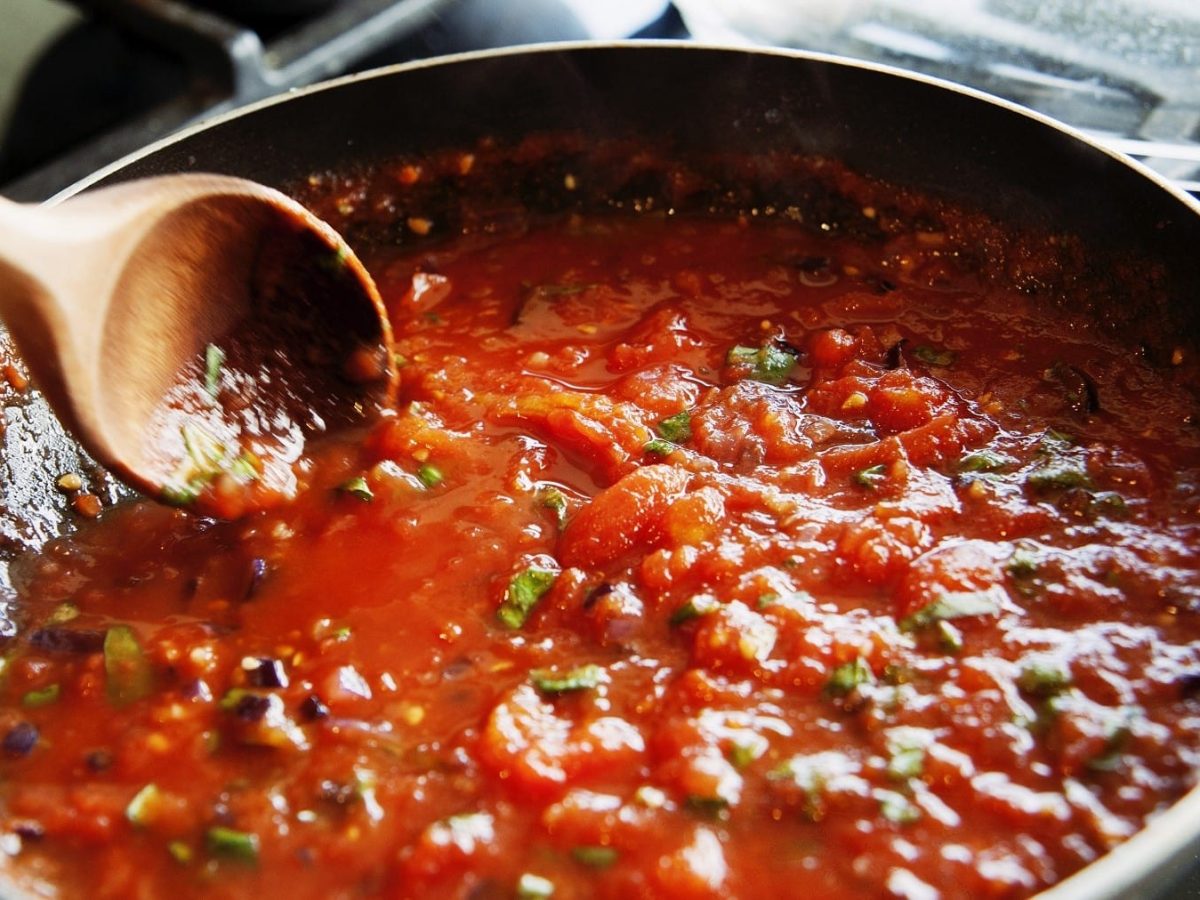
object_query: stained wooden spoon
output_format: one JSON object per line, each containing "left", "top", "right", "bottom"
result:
{"left": 0, "top": 174, "right": 397, "bottom": 518}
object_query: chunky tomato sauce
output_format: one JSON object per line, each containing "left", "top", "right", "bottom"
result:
{"left": 2, "top": 152, "right": 1200, "bottom": 900}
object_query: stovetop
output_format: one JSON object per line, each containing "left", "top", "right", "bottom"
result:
{"left": 1, "top": 0, "right": 1197, "bottom": 201}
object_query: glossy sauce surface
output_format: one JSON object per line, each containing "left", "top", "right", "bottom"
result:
{"left": 2, "top": 212, "right": 1200, "bottom": 899}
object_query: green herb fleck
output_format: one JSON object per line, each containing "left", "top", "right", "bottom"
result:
{"left": 104, "top": 625, "right": 153, "bottom": 706}
{"left": 670, "top": 594, "right": 721, "bottom": 626}
{"left": 161, "top": 423, "right": 258, "bottom": 505}
{"left": 206, "top": 826, "right": 259, "bottom": 864}
{"left": 22, "top": 683, "right": 60, "bottom": 708}
{"left": 498, "top": 567, "right": 558, "bottom": 629}
{"left": 204, "top": 344, "right": 225, "bottom": 399}
{"left": 1007, "top": 546, "right": 1040, "bottom": 580}
{"left": 126, "top": 783, "right": 163, "bottom": 827}
{"left": 167, "top": 841, "right": 193, "bottom": 865}
{"left": 1017, "top": 660, "right": 1072, "bottom": 698}
{"left": 728, "top": 737, "right": 767, "bottom": 769}
{"left": 853, "top": 464, "right": 887, "bottom": 490}
{"left": 886, "top": 745, "right": 926, "bottom": 781}
{"left": 826, "top": 657, "right": 875, "bottom": 696}
{"left": 417, "top": 463, "right": 444, "bottom": 488}
{"left": 726, "top": 343, "right": 798, "bottom": 386}
{"left": 517, "top": 873, "right": 556, "bottom": 899}
{"left": 337, "top": 475, "right": 374, "bottom": 502}
{"left": 643, "top": 438, "right": 676, "bottom": 457}
{"left": 937, "top": 620, "right": 964, "bottom": 654}
{"left": 878, "top": 790, "right": 921, "bottom": 824}
{"left": 900, "top": 590, "right": 1002, "bottom": 633}
{"left": 912, "top": 345, "right": 956, "bottom": 367}
{"left": 958, "top": 450, "right": 1014, "bottom": 473}
{"left": 46, "top": 602, "right": 80, "bottom": 625}
{"left": 657, "top": 411, "right": 692, "bottom": 443}
{"left": 530, "top": 664, "right": 604, "bottom": 695}
{"left": 538, "top": 487, "right": 569, "bottom": 529}
{"left": 1027, "top": 461, "right": 1092, "bottom": 493}
{"left": 571, "top": 846, "right": 618, "bottom": 869}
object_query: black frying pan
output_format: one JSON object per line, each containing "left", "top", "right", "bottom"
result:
{"left": 1, "top": 42, "right": 1198, "bottom": 898}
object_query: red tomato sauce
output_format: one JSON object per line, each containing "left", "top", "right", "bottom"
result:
{"left": 2, "top": 184, "right": 1200, "bottom": 899}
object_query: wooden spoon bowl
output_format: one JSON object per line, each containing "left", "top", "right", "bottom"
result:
{"left": 0, "top": 174, "right": 397, "bottom": 517}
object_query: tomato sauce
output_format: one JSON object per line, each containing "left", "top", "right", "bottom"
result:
{"left": 2, "top": 155, "right": 1200, "bottom": 899}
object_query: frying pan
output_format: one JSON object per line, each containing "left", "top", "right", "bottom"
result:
{"left": 0, "top": 42, "right": 1198, "bottom": 898}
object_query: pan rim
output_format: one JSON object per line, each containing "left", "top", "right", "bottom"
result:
{"left": 36, "top": 39, "right": 1200, "bottom": 900}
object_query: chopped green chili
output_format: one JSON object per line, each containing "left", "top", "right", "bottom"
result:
{"left": 417, "top": 463, "right": 444, "bottom": 488}
{"left": 21, "top": 683, "right": 60, "bottom": 708}
{"left": 206, "top": 826, "right": 260, "bottom": 864}
{"left": 104, "top": 625, "right": 153, "bottom": 706}
{"left": 530, "top": 664, "right": 604, "bottom": 695}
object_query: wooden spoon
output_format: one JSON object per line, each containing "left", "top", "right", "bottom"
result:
{"left": 0, "top": 173, "right": 397, "bottom": 517}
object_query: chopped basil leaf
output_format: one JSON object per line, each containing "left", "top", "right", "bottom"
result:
{"left": 726, "top": 343, "right": 798, "bottom": 386}
{"left": 206, "top": 826, "right": 260, "bottom": 864}
{"left": 530, "top": 664, "right": 604, "bottom": 694}
{"left": 517, "top": 873, "right": 556, "bottom": 899}
{"left": 912, "top": 345, "right": 956, "bottom": 367}
{"left": 204, "top": 344, "right": 225, "bottom": 399}
{"left": 643, "top": 438, "right": 676, "bottom": 457}
{"left": 538, "top": 487, "right": 569, "bottom": 529}
{"left": 669, "top": 593, "right": 721, "bottom": 625}
{"left": 498, "top": 567, "right": 558, "bottom": 629}
{"left": 657, "top": 411, "right": 692, "bottom": 443}
{"left": 104, "top": 625, "right": 153, "bottom": 706}
{"left": 900, "top": 590, "right": 1002, "bottom": 633}
{"left": 571, "top": 845, "right": 618, "bottom": 868}
{"left": 853, "top": 464, "right": 887, "bottom": 489}
{"left": 1027, "top": 461, "right": 1092, "bottom": 492}
{"left": 337, "top": 475, "right": 374, "bottom": 502}
{"left": 21, "top": 684, "right": 60, "bottom": 708}
{"left": 1017, "top": 660, "right": 1072, "bottom": 697}
{"left": 826, "top": 657, "right": 875, "bottom": 696}
{"left": 958, "top": 450, "right": 1014, "bottom": 473}
{"left": 126, "top": 783, "right": 163, "bottom": 827}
